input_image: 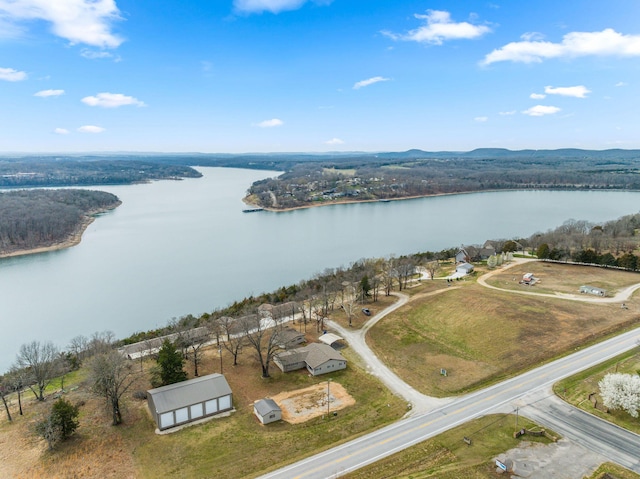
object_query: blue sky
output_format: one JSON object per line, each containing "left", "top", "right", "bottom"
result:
{"left": 1, "top": 0, "right": 640, "bottom": 153}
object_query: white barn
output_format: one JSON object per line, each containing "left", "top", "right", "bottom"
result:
{"left": 147, "top": 373, "right": 233, "bottom": 431}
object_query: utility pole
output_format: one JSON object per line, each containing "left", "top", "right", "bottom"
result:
{"left": 327, "top": 378, "right": 332, "bottom": 417}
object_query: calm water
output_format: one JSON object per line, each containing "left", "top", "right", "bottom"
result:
{"left": 1, "top": 167, "right": 640, "bottom": 371}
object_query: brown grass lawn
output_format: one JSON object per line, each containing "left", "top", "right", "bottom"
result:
{"left": 485, "top": 261, "right": 640, "bottom": 296}
{"left": 368, "top": 263, "right": 640, "bottom": 396}
{"left": 0, "top": 335, "right": 404, "bottom": 479}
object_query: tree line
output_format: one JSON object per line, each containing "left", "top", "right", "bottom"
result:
{"left": 0, "top": 157, "right": 201, "bottom": 188}
{"left": 0, "top": 189, "right": 120, "bottom": 255}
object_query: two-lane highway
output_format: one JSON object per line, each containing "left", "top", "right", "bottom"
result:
{"left": 259, "top": 327, "right": 640, "bottom": 479}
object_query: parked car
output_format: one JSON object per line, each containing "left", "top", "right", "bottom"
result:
{"left": 362, "top": 308, "right": 371, "bottom": 316}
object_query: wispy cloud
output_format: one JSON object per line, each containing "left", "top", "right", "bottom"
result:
{"left": 530, "top": 93, "right": 546, "bottom": 99}
{"left": 34, "top": 89, "right": 65, "bottom": 97}
{"left": 483, "top": 28, "right": 640, "bottom": 65}
{"left": 233, "top": 0, "right": 331, "bottom": 15}
{"left": 82, "top": 92, "right": 145, "bottom": 108}
{"left": 0, "top": 0, "right": 124, "bottom": 48}
{"left": 499, "top": 110, "right": 517, "bottom": 115}
{"left": 544, "top": 85, "right": 590, "bottom": 98}
{"left": 77, "top": 125, "right": 105, "bottom": 133}
{"left": 325, "top": 138, "right": 344, "bottom": 145}
{"left": 522, "top": 105, "right": 561, "bottom": 117}
{"left": 0, "top": 67, "right": 27, "bottom": 81}
{"left": 80, "top": 49, "right": 120, "bottom": 61}
{"left": 255, "top": 118, "right": 284, "bottom": 128}
{"left": 474, "top": 116, "right": 488, "bottom": 122}
{"left": 54, "top": 128, "right": 69, "bottom": 134}
{"left": 615, "top": 81, "right": 628, "bottom": 87}
{"left": 382, "top": 10, "right": 491, "bottom": 45}
{"left": 353, "top": 76, "right": 390, "bottom": 90}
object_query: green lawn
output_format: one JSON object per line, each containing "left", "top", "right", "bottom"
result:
{"left": 554, "top": 349, "right": 640, "bottom": 435}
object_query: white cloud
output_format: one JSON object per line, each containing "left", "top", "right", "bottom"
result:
{"left": 522, "top": 105, "right": 561, "bottom": 116}
{"left": 233, "top": 0, "right": 331, "bottom": 14}
{"left": 0, "top": 0, "right": 124, "bottom": 48}
{"left": 382, "top": 10, "right": 491, "bottom": 45}
{"left": 544, "top": 85, "right": 590, "bottom": 98}
{"left": 0, "top": 67, "right": 26, "bottom": 81}
{"left": 520, "top": 32, "right": 545, "bottom": 42}
{"left": 54, "top": 128, "right": 69, "bottom": 134}
{"left": 256, "top": 118, "right": 283, "bottom": 128}
{"left": 78, "top": 125, "right": 105, "bottom": 133}
{"left": 615, "top": 81, "right": 627, "bottom": 87}
{"left": 82, "top": 92, "right": 145, "bottom": 108}
{"left": 34, "top": 89, "right": 65, "bottom": 97}
{"left": 80, "top": 49, "right": 120, "bottom": 61}
{"left": 530, "top": 93, "right": 546, "bottom": 99}
{"left": 77, "top": 125, "right": 105, "bottom": 133}
{"left": 483, "top": 28, "right": 640, "bottom": 65}
{"left": 325, "top": 138, "right": 344, "bottom": 145}
{"left": 353, "top": 76, "right": 390, "bottom": 90}
{"left": 474, "top": 116, "right": 488, "bottom": 122}
{"left": 499, "top": 110, "right": 516, "bottom": 115}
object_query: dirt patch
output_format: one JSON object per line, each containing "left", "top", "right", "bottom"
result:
{"left": 270, "top": 382, "right": 355, "bottom": 424}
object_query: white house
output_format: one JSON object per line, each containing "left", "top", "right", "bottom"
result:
{"left": 274, "top": 343, "right": 347, "bottom": 376}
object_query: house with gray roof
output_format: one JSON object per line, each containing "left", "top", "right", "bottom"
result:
{"left": 254, "top": 398, "right": 282, "bottom": 424}
{"left": 147, "top": 373, "right": 233, "bottom": 431}
{"left": 274, "top": 343, "right": 347, "bottom": 376}
{"left": 277, "top": 327, "right": 306, "bottom": 349}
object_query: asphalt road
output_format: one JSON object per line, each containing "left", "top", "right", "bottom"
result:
{"left": 258, "top": 327, "right": 640, "bottom": 479}
{"left": 518, "top": 391, "right": 640, "bottom": 474}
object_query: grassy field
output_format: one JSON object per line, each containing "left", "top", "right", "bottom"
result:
{"left": 343, "top": 414, "right": 556, "bottom": 479}
{"left": 0, "top": 338, "right": 405, "bottom": 479}
{"left": 485, "top": 261, "right": 640, "bottom": 296}
{"left": 368, "top": 262, "right": 640, "bottom": 396}
{"left": 554, "top": 349, "right": 640, "bottom": 435}
{"left": 585, "top": 463, "right": 640, "bottom": 479}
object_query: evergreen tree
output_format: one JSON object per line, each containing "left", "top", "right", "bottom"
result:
{"left": 155, "top": 340, "right": 187, "bottom": 386}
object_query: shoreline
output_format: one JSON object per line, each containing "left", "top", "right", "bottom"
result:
{"left": 243, "top": 188, "right": 517, "bottom": 213}
{"left": 243, "top": 186, "right": 640, "bottom": 213}
{"left": 0, "top": 202, "right": 121, "bottom": 260}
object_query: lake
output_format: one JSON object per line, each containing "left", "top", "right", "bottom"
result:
{"left": 1, "top": 167, "right": 639, "bottom": 371}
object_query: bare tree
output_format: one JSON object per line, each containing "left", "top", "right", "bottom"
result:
{"left": 424, "top": 260, "right": 440, "bottom": 280}
{"left": 15, "top": 341, "right": 59, "bottom": 401}
{"left": 88, "top": 331, "right": 115, "bottom": 357}
{"left": 67, "top": 335, "right": 89, "bottom": 366}
{"left": 0, "top": 376, "right": 12, "bottom": 421}
{"left": 341, "top": 282, "right": 359, "bottom": 327}
{"left": 220, "top": 316, "right": 244, "bottom": 366}
{"left": 240, "top": 312, "right": 283, "bottom": 378}
{"left": 88, "top": 351, "right": 137, "bottom": 425}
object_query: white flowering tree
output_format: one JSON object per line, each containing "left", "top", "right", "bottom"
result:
{"left": 598, "top": 373, "right": 640, "bottom": 418}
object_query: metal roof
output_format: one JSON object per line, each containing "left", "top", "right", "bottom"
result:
{"left": 147, "top": 373, "right": 231, "bottom": 414}
{"left": 318, "top": 333, "right": 343, "bottom": 346}
{"left": 254, "top": 398, "right": 281, "bottom": 416}
{"left": 304, "top": 343, "right": 346, "bottom": 369}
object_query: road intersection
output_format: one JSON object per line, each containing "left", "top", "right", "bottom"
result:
{"left": 260, "top": 261, "right": 640, "bottom": 478}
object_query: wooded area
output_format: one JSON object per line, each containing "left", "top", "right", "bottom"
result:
{"left": 0, "top": 189, "right": 120, "bottom": 255}
{"left": 0, "top": 156, "right": 201, "bottom": 187}
{"left": 236, "top": 148, "right": 640, "bottom": 209}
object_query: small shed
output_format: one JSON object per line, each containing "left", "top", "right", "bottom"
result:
{"left": 254, "top": 398, "right": 282, "bottom": 424}
{"left": 147, "top": 373, "right": 233, "bottom": 431}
